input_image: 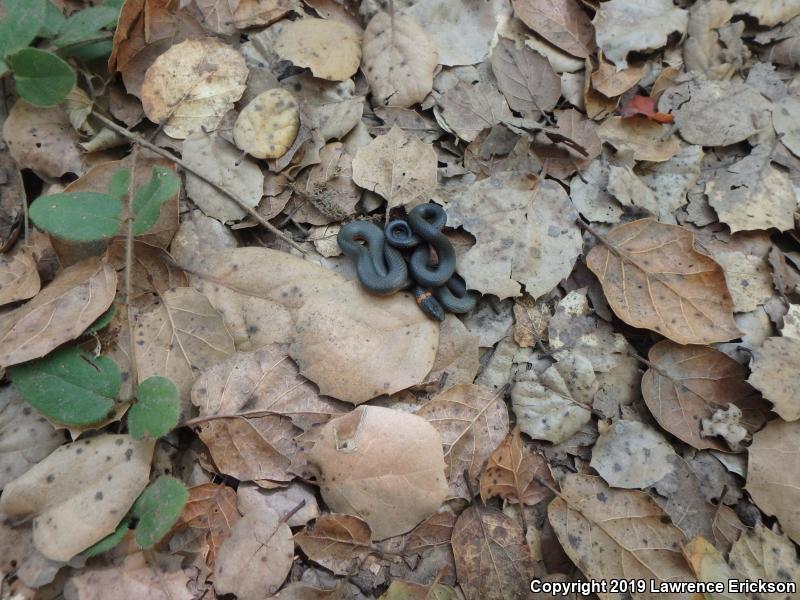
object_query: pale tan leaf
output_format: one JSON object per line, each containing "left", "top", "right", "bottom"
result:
{"left": 270, "top": 583, "right": 345, "bottom": 600}
{"left": 308, "top": 406, "right": 449, "bottom": 540}
{"left": 275, "top": 19, "right": 361, "bottom": 81}
{"left": 403, "top": 509, "right": 456, "bottom": 555}
{"left": 590, "top": 420, "right": 676, "bottom": 488}
{"left": 548, "top": 474, "right": 695, "bottom": 600}
{"left": 231, "top": 0, "right": 299, "bottom": 29}
{"left": 773, "top": 95, "right": 800, "bottom": 158}
{"left": 174, "top": 482, "right": 241, "bottom": 566}
{"left": 732, "top": 0, "right": 800, "bottom": 26}
{"left": 585, "top": 219, "right": 739, "bottom": 345}
{"left": 234, "top": 88, "right": 300, "bottom": 160}
{"left": 416, "top": 383, "right": 509, "bottom": 499}
{"left": 511, "top": 0, "right": 595, "bottom": 58}
{"left": 597, "top": 116, "right": 681, "bottom": 162}
{"left": 294, "top": 513, "right": 374, "bottom": 575}
{"left": 712, "top": 250, "right": 774, "bottom": 312}
{"left": 281, "top": 75, "right": 364, "bottom": 142}
{"left": 591, "top": 58, "right": 645, "bottom": 98}
{"left": 642, "top": 341, "right": 763, "bottom": 450}
{"left": 747, "top": 420, "right": 800, "bottom": 544}
{"left": 362, "top": 12, "right": 438, "bottom": 108}
{"left": 141, "top": 38, "right": 248, "bottom": 139}
{"left": 237, "top": 481, "right": 320, "bottom": 528}
{"left": 0, "top": 435, "right": 154, "bottom": 561}
{"left": 214, "top": 509, "right": 293, "bottom": 599}
{"left": 512, "top": 295, "right": 551, "bottom": 348}
{"left": 438, "top": 81, "right": 513, "bottom": 143}
{"left": 351, "top": 125, "right": 436, "bottom": 210}
{"left": 748, "top": 337, "right": 800, "bottom": 421}
{"left": 292, "top": 142, "right": 360, "bottom": 225}
{"left": 0, "top": 258, "right": 116, "bottom": 368}
{"left": 683, "top": 537, "right": 747, "bottom": 600}
{"left": 421, "top": 314, "right": 480, "bottom": 393}
{"left": 0, "top": 250, "right": 40, "bottom": 306}
{"left": 479, "top": 427, "right": 553, "bottom": 506}
{"left": 728, "top": 522, "right": 800, "bottom": 598}
{"left": 194, "top": 0, "right": 240, "bottom": 34}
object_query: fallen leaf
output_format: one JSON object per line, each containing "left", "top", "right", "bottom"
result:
{"left": 3, "top": 100, "right": 85, "bottom": 177}
{"left": 512, "top": 295, "right": 550, "bottom": 348}
{"left": 182, "top": 131, "right": 264, "bottom": 223}
{"left": 642, "top": 341, "right": 763, "bottom": 450}
{"left": 445, "top": 174, "right": 582, "bottom": 299}
{"left": 728, "top": 522, "right": 800, "bottom": 596}
{"left": 231, "top": 0, "right": 299, "bottom": 29}
{"left": 638, "top": 144, "right": 704, "bottom": 222}
{"left": 592, "top": 62, "right": 646, "bottom": 99}
{"left": 683, "top": 537, "right": 746, "bottom": 600}
{"left": 620, "top": 95, "right": 674, "bottom": 123}
{"left": 274, "top": 19, "right": 361, "bottom": 81}
{"left": 732, "top": 0, "right": 800, "bottom": 26}
{"left": 421, "top": 314, "right": 480, "bottom": 392}
{"left": 593, "top": 0, "right": 688, "bottom": 69}
{"left": 308, "top": 405, "right": 449, "bottom": 540}
{"left": 0, "top": 249, "right": 39, "bottom": 306}
{"left": 511, "top": 0, "right": 595, "bottom": 58}
{"left": 748, "top": 337, "right": 800, "bottom": 421}
{"left": 213, "top": 509, "right": 293, "bottom": 599}
{"left": 439, "top": 81, "right": 514, "bottom": 143}
{"left": 590, "top": 420, "right": 676, "bottom": 488}
{"left": 712, "top": 250, "right": 774, "bottom": 312}
{"left": 747, "top": 419, "right": 800, "bottom": 543}
{"left": 238, "top": 481, "right": 320, "bottom": 528}
{"left": 773, "top": 95, "right": 800, "bottom": 158}
{"left": 416, "top": 383, "right": 509, "bottom": 499}
{"left": 294, "top": 513, "right": 374, "bottom": 575}
{"left": 351, "top": 125, "right": 436, "bottom": 210}
{"left": 379, "top": 580, "right": 458, "bottom": 600}
{"left": 683, "top": 0, "right": 736, "bottom": 78}
{"left": 597, "top": 116, "right": 681, "bottom": 162}
{"left": 451, "top": 503, "right": 535, "bottom": 600}
{"left": 548, "top": 474, "right": 695, "bottom": 598}
{"left": 568, "top": 156, "right": 623, "bottom": 224}
{"left": 490, "top": 36, "right": 560, "bottom": 117}
{"left": 141, "top": 37, "right": 248, "bottom": 139}
{"left": 234, "top": 88, "right": 300, "bottom": 160}
{"left": 585, "top": 218, "right": 739, "bottom": 345}
{"left": 174, "top": 482, "right": 241, "bottom": 566}
{"left": 0, "top": 434, "right": 154, "bottom": 561}
{"left": 0, "top": 258, "right": 117, "bottom": 368}
{"left": 282, "top": 74, "right": 363, "bottom": 143}
{"left": 292, "top": 142, "right": 361, "bottom": 224}
{"left": 362, "top": 12, "right": 437, "bottom": 108}
{"left": 607, "top": 164, "right": 660, "bottom": 216}
{"left": 270, "top": 583, "right": 345, "bottom": 599}
{"left": 511, "top": 352, "right": 594, "bottom": 444}
{"left": 479, "top": 426, "right": 553, "bottom": 505}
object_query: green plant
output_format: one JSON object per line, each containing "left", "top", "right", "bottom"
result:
{"left": 0, "top": 0, "right": 122, "bottom": 107}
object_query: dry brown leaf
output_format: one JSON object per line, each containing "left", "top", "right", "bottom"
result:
{"left": 416, "top": 383, "right": 509, "bottom": 499}
{"left": 174, "top": 482, "right": 241, "bottom": 566}
{"left": 231, "top": 0, "right": 299, "bottom": 29}
{"left": 597, "top": 116, "right": 681, "bottom": 162}
{"left": 451, "top": 504, "right": 535, "bottom": 600}
{"left": 641, "top": 341, "right": 764, "bottom": 450}
{"left": 420, "top": 314, "right": 480, "bottom": 393}
{"left": 746, "top": 420, "right": 800, "bottom": 543}
{"left": 712, "top": 250, "right": 774, "bottom": 312}
{"left": 192, "top": 345, "right": 346, "bottom": 430}
{"left": 402, "top": 508, "right": 456, "bottom": 555}
{"left": 585, "top": 219, "right": 739, "bottom": 345}
{"left": 3, "top": 101, "right": 85, "bottom": 177}
{"left": 107, "top": 241, "right": 188, "bottom": 307}
{"left": 133, "top": 287, "right": 235, "bottom": 413}
{"left": 479, "top": 426, "right": 553, "bottom": 506}
{"left": 590, "top": 420, "right": 676, "bottom": 488}
{"left": 234, "top": 88, "right": 301, "bottom": 160}
{"left": 748, "top": 336, "right": 800, "bottom": 421}
{"left": 213, "top": 509, "right": 293, "bottom": 599}
{"left": 0, "top": 249, "right": 39, "bottom": 306}
{"left": 490, "top": 36, "right": 560, "bottom": 116}
{"left": 270, "top": 583, "right": 345, "bottom": 599}
{"left": 728, "top": 522, "right": 800, "bottom": 596}
{"left": 438, "top": 81, "right": 514, "bottom": 143}
{"left": 0, "top": 435, "right": 154, "bottom": 561}
{"left": 141, "top": 37, "right": 248, "bottom": 139}
{"left": 351, "top": 125, "right": 436, "bottom": 210}
{"left": 238, "top": 481, "right": 319, "bottom": 528}
{"left": 193, "top": 0, "right": 240, "bottom": 34}
{"left": 445, "top": 174, "right": 582, "bottom": 299}
{"left": 275, "top": 19, "right": 361, "bottom": 81}
{"left": 0, "top": 258, "right": 116, "bottom": 368}
{"left": 281, "top": 75, "right": 364, "bottom": 142}
{"left": 513, "top": 295, "right": 550, "bottom": 347}
{"left": 292, "top": 142, "right": 360, "bottom": 224}
{"left": 591, "top": 59, "right": 646, "bottom": 98}
{"left": 308, "top": 406, "right": 449, "bottom": 540}
{"left": 683, "top": 537, "right": 745, "bottom": 600}
{"left": 511, "top": 0, "right": 595, "bottom": 58}
{"left": 733, "top": 0, "right": 800, "bottom": 26}
{"left": 534, "top": 107, "right": 602, "bottom": 178}
{"left": 548, "top": 474, "right": 695, "bottom": 599}
{"left": 294, "top": 513, "right": 374, "bottom": 575}
{"left": 362, "top": 12, "right": 438, "bottom": 108}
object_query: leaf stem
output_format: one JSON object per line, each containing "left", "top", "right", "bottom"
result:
{"left": 126, "top": 146, "right": 139, "bottom": 392}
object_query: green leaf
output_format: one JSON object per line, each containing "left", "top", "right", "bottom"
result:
{"left": 132, "top": 166, "right": 180, "bottom": 235}
{"left": 108, "top": 169, "right": 131, "bottom": 199}
{"left": 9, "top": 346, "right": 121, "bottom": 426}
{"left": 0, "top": 0, "right": 47, "bottom": 61}
{"left": 83, "top": 517, "right": 131, "bottom": 557}
{"left": 54, "top": 5, "right": 118, "bottom": 47}
{"left": 8, "top": 48, "right": 75, "bottom": 106}
{"left": 104, "top": 0, "right": 126, "bottom": 8}
{"left": 39, "top": 1, "right": 67, "bottom": 39}
{"left": 131, "top": 476, "right": 188, "bottom": 548}
{"left": 84, "top": 303, "right": 117, "bottom": 335}
{"left": 30, "top": 191, "right": 122, "bottom": 241}
{"left": 128, "top": 376, "right": 179, "bottom": 440}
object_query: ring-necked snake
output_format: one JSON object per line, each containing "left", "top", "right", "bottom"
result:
{"left": 337, "top": 203, "right": 479, "bottom": 320}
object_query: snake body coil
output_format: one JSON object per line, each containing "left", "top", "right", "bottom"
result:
{"left": 337, "top": 221, "right": 409, "bottom": 295}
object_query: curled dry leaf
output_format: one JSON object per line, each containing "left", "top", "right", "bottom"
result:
{"left": 362, "top": 12, "right": 438, "bottom": 108}
{"left": 234, "top": 88, "right": 300, "bottom": 160}
{"left": 597, "top": 116, "right": 681, "bottom": 162}
{"left": 491, "top": 36, "right": 560, "bottom": 117}
{"left": 641, "top": 341, "right": 764, "bottom": 450}
{"left": 213, "top": 509, "right": 293, "bottom": 599}
{"left": 451, "top": 504, "right": 535, "bottom": 600}
{"left": 351, "top": 125, "right": 437, "bottom": 211}
{"left": 0, "top": 250, "right": 40, "bottom": 306}
{"left": 0, "top": 258, "right": 116, "bottom": 368}
{"left": 416, "top": 383, "right": 509, "bottom": 499}
{"left": 548, "top": 474, "right": 695, "bottom": 599}
{"left": 192, "top": 345, "right": 346, "bottom": 430}
{"left": 294, "top": 513, "right": 374, "bottom": 576}
{"left": 585, "top": 219, "right": 739, "bottom": 345}
{"left": 308, "top": 405, "right": 449, "bottom": 540}
{"left": 746, "top": 420, "right": 800, "bottom": 543}
{"left": 590, "top": 420, "right": 676, "bottom": 488}
{"left": 174, "top": 482, "right": 241, "bottom": 566}
{"left": 748, "top": 336, "right": 800, "bottom": 421}
{"left": 0, "top": 435, "right": 154, "bottom": 561}
{"left": 141, "top": 37, "right": 248, "bottom": 139}
{"left": 274, "top": 19, "right": 361, "bottom": 81}
{"left": 479, "top": 426, "right": 553, "bottom": 506}
{"left": 510, "top": 0, "right": 595, "bottom": 59}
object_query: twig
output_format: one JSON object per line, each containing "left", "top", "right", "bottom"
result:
{"left": 125, "top": 147, "right": 140, "bottom": 391}
{"left": 92, "top": 111, "right": 307, "bottom": 254}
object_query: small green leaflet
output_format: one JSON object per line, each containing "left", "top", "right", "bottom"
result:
{"left": 128, "top": 376, "right": 180, "bottom": 440}
{"left": 9, "top": 346, "right": 121, "bottom": 426}
{"left": 7, "top": 48, "right": 75, "bottom": 107}
{"left": 108, "top": 169, "right": 131, "bottom": 199}
{"left": 39, "top": 1, "right": 67, "bottom": 39}
{"left": 132, "top": 166, "right": 180, "bottom": 235}
{"left": 0, "top": 0, "right": 47, "bottom": 72}
{"left": 29, "top": 191, "right": 122, "bottom": 241}
{"left": 84, "top": 303, "right": 118, "bottom": 335}
{"left": 53, "top": 5, "right": 118, "bottom": 47}
{"left": 83, "top": 517, "right": 131, "bottom": 557}
{"left": 131, "top": 476, "right": 188, "bottom": 548}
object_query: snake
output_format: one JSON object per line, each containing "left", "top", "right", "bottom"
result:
{"left": 337, "top": 221, "right": 410, "bottom": 295}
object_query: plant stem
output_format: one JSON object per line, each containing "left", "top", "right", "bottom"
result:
{"left": 126, "top": 146, "right": 139, "bottom": 393}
